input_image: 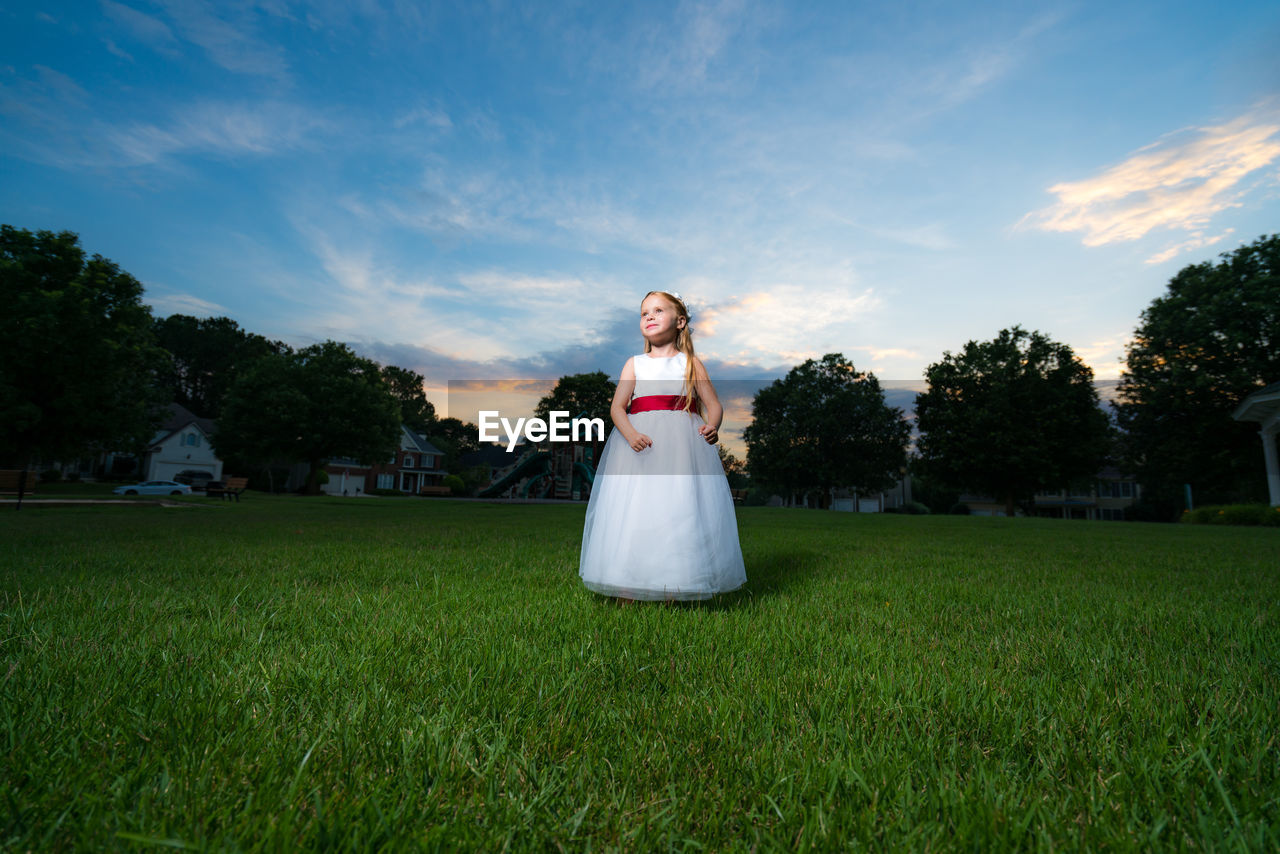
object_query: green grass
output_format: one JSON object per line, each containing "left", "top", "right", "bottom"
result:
{"left": 2, "top": 498, "right": 1277, "bottom": 851}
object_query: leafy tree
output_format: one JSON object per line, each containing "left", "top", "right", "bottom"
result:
{"left": 718, "top": 445, "right": 749, "bottom": 489}
{"left": 152, "top": 314, "right": 287, "bottom": 418}
{"left": 534, "top": 371, "right": 616, "bottom": 425}
{"left": 910, "top": 470, "right": 961, "bottom": 516}
{"left": 744, "top": 354, "right": 910, "bottom": 507}
{"left": 381, "top": 364, "right": 437, "bottom": 434}
{"left": 914, "top": 326, "right": 1111, "bottom": 517}
{"left": 0, "top": 226, "right": 167, "bottom": 504}
{"left": 1115, "top": 234, "right": 1280, "bottom": 515}
{"left": 215, "top": 341, "right": 401, "bottom": 493}
{"left": 427, "top": 417, "right": 481, "bottom": 475}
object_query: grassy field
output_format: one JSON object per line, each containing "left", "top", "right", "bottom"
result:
{"left": 1, "top": 496, "right": 1277, "bottom": 851}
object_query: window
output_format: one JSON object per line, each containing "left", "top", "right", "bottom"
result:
{"left": 1119, "top": 481, "right": 1133, "bottom": 498}
{"left": 185, "top": 433, "right": 201, "bottom": 447}
{"left": 377, "top": 474, "right": 394, "bottom": 490}
{"left": 404, "top": 455, "right": 414, "bottom": 468}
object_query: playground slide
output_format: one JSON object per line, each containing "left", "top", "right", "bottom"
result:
{"left": 478, "top": 452, "right": 551, "bottom": 498}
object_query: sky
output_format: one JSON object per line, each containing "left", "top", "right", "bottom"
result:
{"left": 3, "top": 0, "right": 1279, "bottom": 446}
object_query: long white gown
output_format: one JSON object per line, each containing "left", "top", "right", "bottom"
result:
{"left": 579, "top": 352, "right": 747, "bottom": 600}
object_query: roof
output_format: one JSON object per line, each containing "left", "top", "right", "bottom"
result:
{"left": 1232, "top": 380, "right": 1280, "bottom": 425}
{"left": 402, "top": 426, "right": 444, "bottom": 455}
{"left": 150, "top": 402, "right": 216, "bottom": 444}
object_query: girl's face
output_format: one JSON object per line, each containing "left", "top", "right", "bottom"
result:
{"left": 640, "top": 293, "right": 684, "bottom": 344}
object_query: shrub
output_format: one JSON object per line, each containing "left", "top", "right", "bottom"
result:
{"left": 443, "top": 474, "right": 466, "bottom": 495}
{"left": 903, "top": 500, "right": 931, "bottom": 515}
{"left": 39, "top": 469, "right": 62, "bottom": 483}
{"left": 1181, "top": 504, "right": 1280, "bottom": 527}
{"left": 370, "top": 488, "right": 406, "bottom": 497}
{"left": 949, "top": 502, "right": 970, "bottom": 515}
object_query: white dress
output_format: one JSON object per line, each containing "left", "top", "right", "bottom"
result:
{"left": 579, "top": 352, "right": 747, "bottom": 600}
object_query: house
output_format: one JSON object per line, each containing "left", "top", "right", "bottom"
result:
{"left": 136, "top": 403, "right": 224, "bottom": 483}
{"left": 959, "top": 467, "right": 1141, "bottom": 519}
{"left": 1232, "top": 381, "right": 1280, "bottom": 506}
{"left": 829, "top": 473, "right": 913, "bottom": 512}
{"left": 322, "top": 426, "right": 447, "bottom": 496}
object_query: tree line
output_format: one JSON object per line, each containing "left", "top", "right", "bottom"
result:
{"left": 0, "top": 225, "right": 479, "bottom": 495}
{"left": 741, "top": 235, "right": 1279, "bottom": 519}
{"left": 3, "top": 224, "right": 1276, "bottom": 516}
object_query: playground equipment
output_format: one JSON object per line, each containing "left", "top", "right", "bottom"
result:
{"left": 477, "top": 410, "right": 604, "bottom": 499}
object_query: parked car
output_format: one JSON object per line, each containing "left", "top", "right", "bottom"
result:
{"left": 174, "top": 469, "right": 216, "bottom": 488}
{"left": 113, "top": 480, "right": 193, "bottom": 496}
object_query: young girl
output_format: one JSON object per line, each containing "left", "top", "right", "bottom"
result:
{"left": 579, "top": 291, "right": 747, "bottom": 601}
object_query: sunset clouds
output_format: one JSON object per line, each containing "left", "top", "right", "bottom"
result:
{"left": 1025, "top": 106, "right": 1280, "bottom": 261}
{"left": 3, "top": 1, "right": 1279, "bottom": 396}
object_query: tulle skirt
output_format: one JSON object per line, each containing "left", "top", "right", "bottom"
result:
{"left": 579, "top": 409, "right": 747, "bottom": 600}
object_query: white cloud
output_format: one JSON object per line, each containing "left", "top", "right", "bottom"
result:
{"left": 146, "top": 291, "right": 227, "bottom": 316}
{"left": 1023, "top": 106, "right": 1280, "bottom": 258}
{"left": 100, "top": 0, "right": 182, "bottom": 57}
{"left": 1144, "top": 229, "right": 1235, "bottom": 265}
{"left": 694, "top": 286, "right": 883, "bottom": 363}
{"left": 153, "top": 0, "right": 290, "bottom": 78}
{"left": 106, "top": 101, "right": 328, "bottom": 165}
{"left": 393, "top": 105, "right": 453, "bottom": 130}
{"left": 293, "top": 222, "right": 629, "bottom": 363}
{"left": 1069, "top": 336, "right": 1129, "bottom": 381}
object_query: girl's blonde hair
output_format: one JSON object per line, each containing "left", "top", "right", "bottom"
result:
{"left": 642, "top": 290, "right": 701, "bottom": 415}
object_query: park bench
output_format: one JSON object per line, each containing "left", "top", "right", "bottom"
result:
{"left": 206, "top": 476, "right": 249, "bottom": 502}
{"left": 419, "top": 485, "right": 452, "bottom": 496}
{"left": 0, "top": 470, "right": 36, "bottom": 495}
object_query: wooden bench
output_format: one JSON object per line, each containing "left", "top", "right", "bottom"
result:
{"left": 0, "top": 470, "right": 36, "bottom": 495}
{"left": 206, "top": 476, "right": 249, "bottom": 502}
{"left": 419, "top": 485, "right": 452, "bottom": 496}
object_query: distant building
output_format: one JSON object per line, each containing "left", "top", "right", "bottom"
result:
{"left": 960, "top": 467, "right": 1141, "bottom": 519}
{"left": 829, "top": 474, "right": 913, "bottom": 512}
{"left": 137, "top": 403, "right": 224, "bottom": 483}
{"left": 322, "top": 426, "right": 446, "bottom": 496}
{"left": 1232, "top": 380, "right": 1280, "bottom": 506}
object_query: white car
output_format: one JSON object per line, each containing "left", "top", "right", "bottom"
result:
{"left": 113, "top": 480, "right": 193, "bottom": 496}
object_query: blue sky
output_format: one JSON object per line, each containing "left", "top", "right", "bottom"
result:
{"left": 3, "top": 1, "right": 1279, "bottom": 434}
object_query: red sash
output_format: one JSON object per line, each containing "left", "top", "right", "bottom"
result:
{"left": 628, "top": 394, "right": 696, "bottom": 414}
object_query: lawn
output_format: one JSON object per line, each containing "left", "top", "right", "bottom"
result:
{"left": 1, "top": 497, "right": 1277, "bottom": 850}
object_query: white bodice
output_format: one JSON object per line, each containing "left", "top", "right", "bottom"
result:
{"left": 632, "top": 351, "right": 688, "bottom": 398}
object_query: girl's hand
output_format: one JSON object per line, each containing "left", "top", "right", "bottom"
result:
{"left": 629, "top": 433, "right": 653, "bottom": 452}
{"left": 698, "top": 424, "right": 718, "bottom": 445}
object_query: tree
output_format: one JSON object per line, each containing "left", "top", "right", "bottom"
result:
{"left": 743, "top": 354, "right": 910, "bottom": 507}
{"left": 152, "top": 314, "right": 287, "bottom": 418}
{"left": 914, "top": 326, "right": 1111, "bottom": 517}
{"left": 427, "top": 416, "right": 482, "bottom": 476}
{"left": 215, "top": 341, "right": 401, "bottom": 493}
{"left": 0, "top": 226, "right": 167, "bottom": 506}
{"left": 718, "top": 445, "right": 748, "bottom": 489}
{"left": 1115, "top": 235, "right": 1280, "bottom": 515}
{"left": 381, "top": 364, "right": 437, "bottom": 434}
{"left": 534, "top": 371, "right": 616, "bottom": 426}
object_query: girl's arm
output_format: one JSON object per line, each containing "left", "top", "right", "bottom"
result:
{"left": 611, "top": 358, "right": 653, "bottom": 451}
{"left": 692, "top": 357, "right": 722, "bottom": 445}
